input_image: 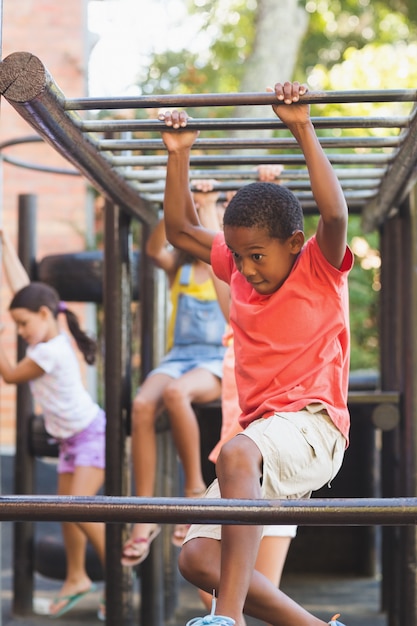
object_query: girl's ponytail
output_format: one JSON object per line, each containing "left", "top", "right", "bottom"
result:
{"left": 58, "top": 304, "right": 97, "bottom": 365}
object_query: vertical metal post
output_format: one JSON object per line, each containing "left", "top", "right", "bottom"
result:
{"left": 380, "top": 213, "right": 402, "bottom": 626}
{"left": 380, "top": 190, "right": 417, "bottom": 626}
{"left": 400, "top": 189, "right": 417, "bottom": 626}
{"left": 12, "top": 194, "right": 37, "bottom": 615}
{"left": 139, "top": 220, "right": 165, "bottom": 626}
{"left": 103, "top": 200, "right": 132, "bottom": 625}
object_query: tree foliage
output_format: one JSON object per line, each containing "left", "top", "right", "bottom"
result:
{"left": 298, "top": 0, "right": 417, "bottom": 77}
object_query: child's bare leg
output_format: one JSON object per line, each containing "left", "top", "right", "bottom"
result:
{"left": 214, "top": 435, "right": 264, "bottom": 622}
{"left": 180, "top": 538, "right": 327, "bottom": 626}
{"left": 50, "top": 470, "right": 101, "bottom": 615}
{"left": 71, "top": 466, "right": 105, "bottom": 566}
{"left": 60, "top": 521, "right": 90, "bottom": 585}
{"left": 257, "top": 536, "right": 291, "bottom": 587}
{"left": 164, "top": 367, "right": 221, "bottom": 545}
{"left": 198, "top": 524, "right": 291, "bottom": 626}
{"left": 181, "top": 435, "right": 329, "bottom": 626}
{"left": 164, "top": 367, "right": 221, "bottom": 494}
{"left": 127, "top": 373, "right": 171, "bottom": 546}
{"left": 257, "top": 536, "right": 292, "bottom": 626}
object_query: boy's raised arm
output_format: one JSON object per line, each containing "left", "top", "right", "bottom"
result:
{"left": 159, "top": 110, "right": 216, "bottom": 265}
{"left": 272, "top": 82, "right": 348, "bottom": 269}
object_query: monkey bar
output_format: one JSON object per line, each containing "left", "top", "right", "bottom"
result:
{"left": 1, "top": 52, "right": 417, "bottom": 229}
{"left": 0, "top": 495, "right": 417, "bottom": 526}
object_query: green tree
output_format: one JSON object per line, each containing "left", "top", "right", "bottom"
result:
{"left": 298, "top": 0, "right": 417, "bottom": 78}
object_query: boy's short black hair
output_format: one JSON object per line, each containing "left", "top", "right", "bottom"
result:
{"left": 223, "top": 182, "right": 304, "bottom": 240}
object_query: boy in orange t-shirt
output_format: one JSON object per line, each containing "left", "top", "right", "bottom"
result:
{"left": 159, "top": 81, "right": 351, "bottom": 626}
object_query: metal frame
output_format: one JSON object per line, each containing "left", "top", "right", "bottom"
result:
{"left": 2, "top": 50, "right": 417, "bottom": 626}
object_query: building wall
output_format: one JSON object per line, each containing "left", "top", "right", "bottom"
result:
{"left": 0, "top": 0, "right": 91, "bottom": 448}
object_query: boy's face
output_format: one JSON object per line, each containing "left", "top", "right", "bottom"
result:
{"left": 224, "top": 225, "right": 303, "bottom": 295}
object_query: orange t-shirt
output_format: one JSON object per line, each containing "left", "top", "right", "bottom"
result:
{"left": 209, "top": 334, "right": 241, "bottom": 463}
{"left": 211, "top": 233, "right": 353, "bottom": 444}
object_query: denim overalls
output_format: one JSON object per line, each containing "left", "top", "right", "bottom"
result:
{"left": 156, "top": 264, "right": 227, "bottom": 371}
{"left": 173, "top": 264, "right": 226, "bottom": 348}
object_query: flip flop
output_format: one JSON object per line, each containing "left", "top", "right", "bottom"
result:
{"left": 49, "top": 583, "right": 97, "bottom": 618}
{"left": 97, "top": 597, "right": 105, "bottom": 622}
{"left": 121, "top": 525, "right": 161, "bottom": 567}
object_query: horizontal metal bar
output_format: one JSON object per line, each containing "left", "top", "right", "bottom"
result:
{"left": 126, "top": 167, "right": 387, "bottom": 181}
{"left": 0, "top": 495, "right": 416, "bottom": 525}
{"left": 65, "top": 89, "right": 417, "bottom": 111}
{"left": 141, "top": 192, "right": 367, "bottom": 213}
{"left": 112, "top": 154, "right": 393, "bottom": 167}
{"left": 137, "top": 179, "right": 380, "bottom": 194}
{"left": 80, "top": 116, "right": 409, "bottom": 133}
{"left": 98, "top": 136, "right": 402, "bottom": 152}
{"left": 139, "top": 191, "right": 377, "bottom": 207}
{"left": 140, "top": 189, "right": 375, "bottom": 201}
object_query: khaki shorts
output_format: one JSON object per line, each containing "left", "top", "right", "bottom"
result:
{"left": 184, "top": 408, "right": 346, "bottom": 545}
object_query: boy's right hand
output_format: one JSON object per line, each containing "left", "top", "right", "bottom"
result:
{"left": 158, "top": 109, "right": 199, "bottom": 152}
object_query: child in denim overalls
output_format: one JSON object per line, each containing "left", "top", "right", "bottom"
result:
{"left": 121, "top": 189, "right": 227, "bottom": 566}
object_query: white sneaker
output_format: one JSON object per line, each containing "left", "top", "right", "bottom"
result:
{"left": 186, "top": 597, "right": 235, "bottom": 626}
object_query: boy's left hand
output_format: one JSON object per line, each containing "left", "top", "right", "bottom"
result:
{"left": 158, "top": 109, "right": 199, "bottom": 152}
{"left": 270, "top": 81, "right": 310, "bottom": 126}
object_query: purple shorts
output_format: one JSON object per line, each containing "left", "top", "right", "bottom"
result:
{"left": 57, "top": 410, "right": 106, "bottom": 474}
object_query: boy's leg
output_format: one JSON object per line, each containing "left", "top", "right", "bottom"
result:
{"left": 180, "top": 537, "right": 328, "bottom": 626}
{"left": 180, "top": 435, "right": 265, "bottom": 623}
{"left": 197, "top": 535, "right": 292, "bottom": 617}
{"left": 214, "top": 434, "right": 264, "bottom": 622}
{"left": 179, "top": 411, "right": 345, "bottom": 625}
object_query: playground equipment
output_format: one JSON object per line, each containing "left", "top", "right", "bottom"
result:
{"left": 1, "top": 51, "right": 417, "bottom": 626}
